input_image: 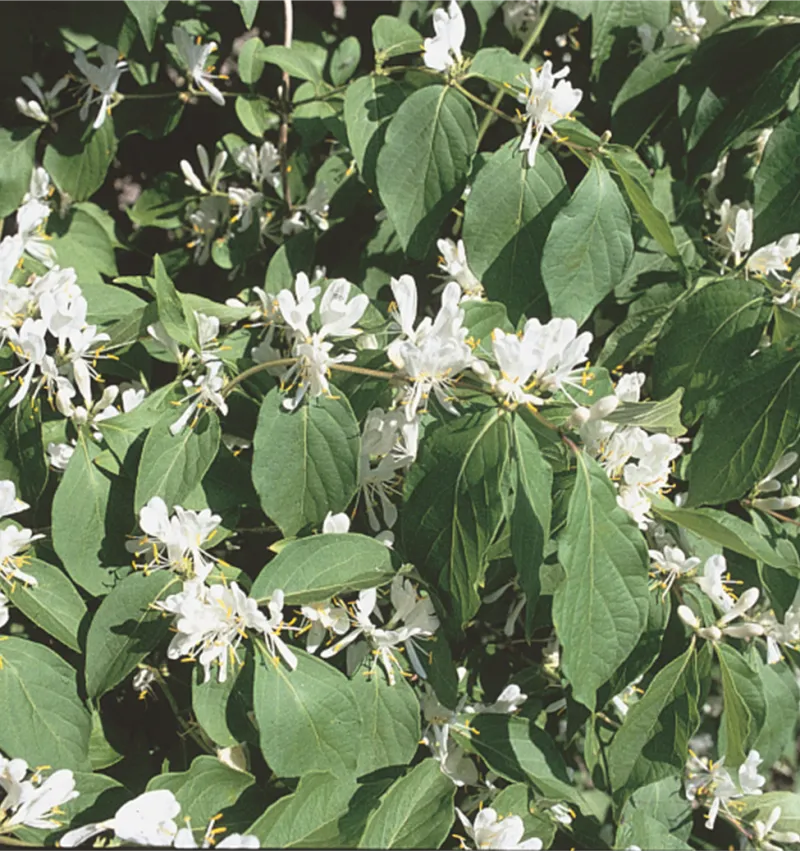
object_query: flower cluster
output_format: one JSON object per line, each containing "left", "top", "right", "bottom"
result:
{"left": 0, "top": 753, "right": 78, "bottom": 833}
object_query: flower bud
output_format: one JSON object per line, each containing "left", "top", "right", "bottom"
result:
{"left": 722, "top": 622, "right": 765, "bottom": 639}
{"left": 697, "top": 625, "right": 723, "bottom": 641}
{"left": 567, "top": 406, "right": 591, "bottom": 428}
{"left": 589, "top": 395, "right": 620, "bottom": 420}
{"left": 677, "top": 605, "right": 700, "bottom": 629}
{"left": 752, "top": 496, "right": 800, "bottom": 511}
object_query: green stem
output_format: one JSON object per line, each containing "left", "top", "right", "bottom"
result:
{"left": 222, "top": 357, "right": 298, "bottom": 398}
{"left": 330, "top": 362, "right": 397, "bottom": 380}
{"left": 0, "top": 834, "right": 39, "bottom": 847}
{"left": 453, "top": 83, "right": 518, "bottom": 125}
{"left": 153, "top": 671, "right": 215, "bottom": 755}
{"left": 475, "top": 2, "right": 553, "bottom": 147}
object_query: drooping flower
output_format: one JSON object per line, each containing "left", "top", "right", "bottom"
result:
{"left": 422, "top": 0, "right": 466, "bottom": 72}
{"left": 173, "top": 26, "right": 226, "bottom": 106}
{"left": 0, "top": 754, "right": 78, "bottom": 831}
{"left": 170, "top": 360, "right": 229, "bottom": 434}
{"left": 747, "top": 234, "right": 800, "bottom": 281}
{"left": 713, "top": 200, "right": 753, "bottom": 268}
{"left": 73, "top": 44, "right": 127, "bottom": 129}
{"left": 181, "top": 144, "right": 228, "bottom": 194}
{"left": 455, "top": 807, "right": 543, "bottom": 850}
{"left": 437, "top": 238, "right": 484, "bottom": 300}
{"left": 516, "top": 61, "right": 582, "bottom": 167}
{"left": 15, "top": 73, "right": 69, "bottom": 123}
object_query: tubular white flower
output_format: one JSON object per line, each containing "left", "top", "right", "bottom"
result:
{"left": 235, "top": 141, "right": 281, "bottom": 190}
{"left": 170, "top": 360, "right": 229, "bottom": 435}
{"left": 0, "top": 755, "right": 78, "bottom": 831}
{"left": 173, "top": 27, "right": 226, "bottom": 106}
{"left": 649, "top": 545, "right": 701, "bottom": 598}
{"left": 422, "top": 0, "right": 466, "bottom": 72}
{"left": 455, "top": 806, "right": 543, "bottom": 850}
{"left": 516, "top": 61, "right": 582, "bottom": 167}
{"left": 747, "top": 234, "right": 800, "bottom": 281}
{"left": 713, "top": 200, "right": 753, "bottom": 267}
{"left": 437, "top": 238, "right": 484, "bottom": 299}
{"left": 73, "top": 44, "right": 127, "bottom": 129}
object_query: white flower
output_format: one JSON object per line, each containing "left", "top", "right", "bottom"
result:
{"left": 4, "top": 317, "right": 57, "bottom": 408}
{"left": 121, "top": 382, "right": 147, "bottom": 413}
{"left": 649, "top": 545, "right": 700, "bottom": 598}
{"left": 437, "top": 238, "right": 484, "bottom": 300}
{"left": 128, "top": 496, "right": 222, "bottom": 580}
{"left": 752, "top": 806, "right": 800, "bottom": 851}
{"left": 17, "top": 187, "right": 56, "bottom": 268}
{"left": 420, "top": 688, "right": 478, "bottom": 787}
{"left": 685, "top": 752, "right": 737, "bottom": 830}
{"left": 235, "top": 141, "right": 281, "bottom": 190}
{"left": 73, "top": 44, "right": 127, "bottom": 129}
{"left": 322, "top": 511, "right": 350, "bottom": 534}
{"left": 455, "top": 807, "right": 543, "bottom": 850}
{"left": 173, "top": 26, "right": 226, "bottom": 106}
{"left": 0, "top": 755, "right": 78, "bottom": 831}
{"left": 549, "top": 803, "right": 574, "bottom": 826}
{"left": 516, "top": 61, "right": 582, "bottom": 167}
{"left": 173, "top": 815, "right": 260, "bottom": 848}
{"left": 664, "top": 0, "right": 707, "bottom": 46}
{"left": 15, "top": 74, "right": 68, "bottom": 123}
{"left": 228, "top": 187, "right": 263, "bottom": 231}
{"left": 181, "top": 144, "right": 228, "bottom": 194}
{"left": 713, "top": 200, "right": 753, "bottom": 267}
{"left": 170, "top": 360, "right": 229, "bottom": 434}
{"left": 422, "top": 0, "right": 466, "bottom": 72}
{"left": 277, "top": 272, "right": 320, "bottom": 338}
{"left": 187, "top": 196, "right": 229, "bottom": 264}
{"left": 0, "top": 589, "right": 7, "bottom": 629}
{"left": 60, "top": 789, "right": 181, "bottom": 848}
{"left": 747, "top": 234, "right": 800, "bottom": 281}
{"left": 46, "top": 441, "right": 75, "bottom": 471}
{"left": 300, "top": 599, "right": 350, "bottom": 654}
{"left": 468, "top": 684, "right": 528, "bottom": 715}
{"left": 694, "top": 554, "right": 737, "bottom": 612}
{"left": 759, "top": 584, "right": 800, "bottom": 664}
{"left": 0, "top": 480, "right": 28, "bottom": 520}
{"left": 281, "top": 184, "right": 331, "bottom": 234}
{"left": 0, "top": 525, "right": 42, "bottom": 587}
{"left": 773, "top": 266, "right": 800, "bottom": 311}
{"left": 155, "top": 581, "right": 295, "bottom": 683}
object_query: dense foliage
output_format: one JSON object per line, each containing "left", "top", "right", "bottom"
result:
{"left": 1, "top": 1, "right": 800, "bottom": 848}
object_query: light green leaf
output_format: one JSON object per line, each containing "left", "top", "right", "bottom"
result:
{"left": 89, "top": 709, "right": 124, "bottom": 770}
{"left": 0, "top": 637, "right": 91, "bottom": 772}
{"left": 615, "top": 810, "right": 692, "bottom": 850}
{"left": 618, "top": 775, "right": 693, "bottom": 842}
{"left": 717, "top": 643, "right": 767, "bottom": 769}
{"left": 0, "top": 127, "right": 40, "bottom": 217}
{"left": 331, "top": 36, "right": 361, "bottom": 86}
{"left": 606, "top": 145, "right": 680, "bottom": 261}
{"left": 43, "top": 113, "right": 117, "bottom": 201}
{"left": 261, "top": 44, "right": 322, "bottom": 84}
{"left": 253, "top": 646, "right": 361, "bottom": 777}
{"left": 590, "top": 1, "right": 670, "bottom": 76}
{"left": 264, "top": 230, "right": 315, "bottom": 292}
{"left": 134, "top": 409, "right": 221, "bottom": 511}
{"left": 233, "top": 0, "right": 259, "bottom": 28}
{"left": 48, "top": 207, "right": 118, "bottom": 287}
{"left": 6, "top": 559, "right": 87, "bottom": 651}
{"left": 148, "top": 755, "right": 258, "bottom": 834}
{"left": 462, "top": 141, "right": 567, "bottom": 320}
{"left": 740, "top": 792, "right": 800, "bottom": 836}
{"left": 402, "top": 408, "right": 509, "bottom": 632}
{"left": 466, "top": 47, "right": 530, "bottom": 86}
{"left": 553, "top": 451, "right": 650, "bottom": 708}
{"left": 252, "top": 387, "right": 360, "bottom": 538}
{"left": 123, "top": 0, "right": 167, "bottom": 51}
{"left": 372, "top": 16, "right": 423, "bottom": 60}
{"left": 604, "top": 388, "right": 687, "bottom": 437}
{"left": 52, "top": 433, "right": 130, "bottom": 596}
{"left": 653, "top": 279, "right": 770, "bottom": 425}
{"left": 152, "top": 254, "right": 200, "bottom": 352}
{"left": 755, "top": 106, "right": 800, "bottom": 247}
{"left": 607, "top": 644, "right": 702, "bottom": 795}
{"left": 192, "top": 653, "right": 256, "bottom": 749}
{"left": 344, "top": 75, "right": 409, "bottom": 191}
{"left": 249, "top": 771, "right": 358, "bottom": 848}
{"left": 238, "top": 36, "right": 266, "bottom": 85}
{"left": 490, "top": 784, "right": 556, "bottom": 848}
{"left": 750, "top": 651, "right": 799, "bottom": 769}
{"left": 376, "top": 84, "right": 476, "bottom": 259}
{"left": 235, "top": 95, "right": 279, "bottom": 137}
{"left": 251, "top": 533, "right": 394, "bottom": 604}
{"left": 688, "top": 347, "right": 800, "bottom": 506}
{"left": 542, "top": 157, "right": 633, "bottom": 324}
{"left": 352, "top": 673, "right": 421, "bottom": 775}
{"left": 358, "top": 759, "right": 456, "bottom": 849}
{"left": 84, "top": 571, "right": 179, "bottom": 698}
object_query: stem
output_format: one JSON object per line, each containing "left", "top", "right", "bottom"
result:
{"left": 329, "top": 362, "right": 398, "bottom": 380}
{"left": 0, "top": 836, "right": 39, "bottom": 847}
{"left": 222, "top": 357, "right": 298, "bottom": 398}
{"left": 153, "top": 671, "right": 215, "bottom": 755}
{"left": 279, "top": 0, "right": 294, "bottom": 208}
{"left": 475, "top": 1, "right": 552, "bottom": 147}
{"left": 742, "top": 500, "right": 800, "bottom": 528}
{"left": 454, "top": 83, "right": 518, "bottom": 125}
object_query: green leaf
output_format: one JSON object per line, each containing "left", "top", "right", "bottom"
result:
{"left": 618, "top": 775, "right": 693, "bottom": 842}
{"left": 48, "top": 207, "right": 119, "bottom": 287}
{"left": 590, "top": 1, "right": 670, "bottom": 76}
{"left": 123, "top": 0, "right": 166, "bottom": 51}
{"left": 0, "top": 637, "right": 91, "bottom": 771}
{"left": 553, "top": 452, "right": 650, "bottom": 708}
{"left": 89, "top": 708, "right": 123, "bottom": 770}
{"left": 490, "top": 784, "right": 556, "bottom": 848}
{"left": 0, "top": 127, "right": 40, "bottom": 217}
{"left": 261, "top": 44, "right": 322, "bottom": 84}
{"left": 466, "top": 47, "right": 531, "bottom": 86}
{"left": 358, "top": 759, "right": 456, "bottom": 849}
{"left": 331, "top": 36, "right": 361, "bottom": 86}
{"left": 717, "top": 643, "right": 767, "bottom": 769}
{"left": 463, "top": 141, "right": 567, "bottom": 320}
{"left": 653, "top": 279, "right": 770, "bottom": 425}
{"left": 464, "top": 714, "right": 584, "bottom": 805}
{"left": 5, "top": 559, "right": 87, "bottom": 651}
{"left": 249, "top": 771, "right": 358, "bottom": 848}
{"left": 607, "top": 644, "right": 702, "bottom": 795}
{"left": 750, "top": 651, "right": 799, "bottom": 769}
{"left": 402, "top": 408, "right": 509, "bottom": 632}
{"left": 43, "top": 113, "right": 117, "bottom": 201}
{"left": 510, "top": 415, "right": 552, "bottom": 625}
{"left": 192, "top": 652, "right": 255, "bottom": 749}
{"left": 376, "top": 85, "right": 476, "bottom": 259}
{"left": 688, "top": 347, "right": 800, "bottom": 506}
{"left": 754, "top": 104, "right": 800, "bottom": 247}
{"left": 252, "top": 387, "right": 360, "bottom": 538}
{"left": 148, "top": 755, "right": 258, "bottom": 834}
{"left": 542, "top": 157, "right": 633, "bottom": 324}
{"left": 52, "top": 433, "right": 130, "bottom": 596}
{"left": 606, "top": 145, "right": 680, "bottom": 262}
{"left": 740, "top": 792, "right": 800, "bottom": 836}
{"left": 372, "top": 16, "right": 423, "bottom": 60}
{"left": 84, "top": 571, "right": 179, "bottom": 698}
{"left": 251, "top": 533, "right": 394, "bottom": 604}
{"left": 615, "top": 810, "right": 692, "bottom": 850}
{"left": 651, "top": 497, "right": 800, "bottom": 572}
{"left": 235, "top": 95, "right": 279, "bottom": 138}
{"left": 233, "top": 0, "right": 259, "bottom": 28}
{"left": 152, "top": 254, "right": 200, "bottom": 352}
{"left": 253, "top": 646, "right": 361, "bottom": 777}
{"left": 0, "top": 384, "right": 47, "bottom": 505}
{"left": 352, "top": 673, "right": 421, "bottom": 775}
{"left": 344, "top": 75, "right": 409, "bottom": 191}
{"left": 264, "top": 230, "right": 316, "bottom": 292}
{"left": 238, "top": 35, "right": 266, "bottom": 85}
{"left": 134, "top": 409, "right": 221, "bottom": 511}
{"left": 604, "top": 389, "right": 687, "bottom": 438}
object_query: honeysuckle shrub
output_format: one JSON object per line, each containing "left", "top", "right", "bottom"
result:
{"left": 2, "top": 0, "right": 800, "bottom": 848}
